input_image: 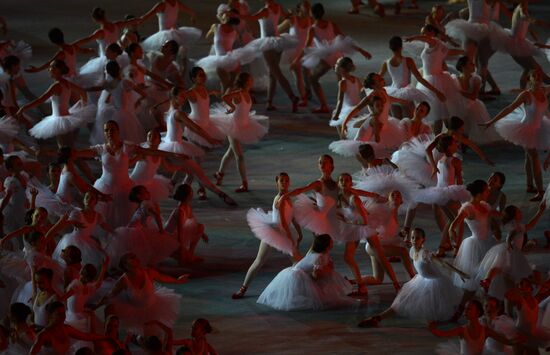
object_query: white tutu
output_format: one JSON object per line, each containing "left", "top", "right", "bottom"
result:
{"left": 0, "top": 40, "right": 32, "bottom": 61}
{"left": 399, "top": 118, "right": 432, "bottom": 140}
{"left": 329, "top": 140, "right": 386, "bottom": 159}
{"left": 215, "top": 109, "right": 268, "bottom": 144}
{"left": 0, "top": 116, "right": 19, "bottom": 142}
{"left": 141, "top": 26, "right": 202, "bottom": 51}
{"left": 353, "top": 165, "right": 420, "bottom": 210}
{"left": 77, "top": 55, "right": 130, "bottom": 88}
{"left": 494, "top": 106, "right": 550, "bottom": 150}
{"left": 414, "top": 185, "right": 471, "bottom": 206}
{"left": 158, "top": 138, "right": 205, "bottom": 158}
{"left": 445, "top": 19, "right": 490, "bottom": 43}
{"left": 27, "top": 180, "right": 73, "bottom": 217}
{"left": 248, "top": 33, "right": 299, "bottom": 53}
{"left": 183, "top": 112, "right": 228, "bottom": 148}
{"left": 92, "top": 102, "right": 145, "bottom": 145}
{"left": 302, "top": 35, "right": 357, "bottom": 69}
{"left": 246, "top": 208, "right": 297, "bottom": 256}
{"left": 257, "top": 252, "right": 352, "bottom": 311}
{"left": 29, "top": 101, "right": 95, "bottom": 139}
{"left": 140, "top": 174, "right": 173, "bottom": 202}
{"left": 386, "top": 85, "right": 429, "bottom": 103}
{"left": 391, "top": 134, "right": 437, "bottom": 187}
{"left": 53, "top": 231, "right": 106, "bottom": 268}
{"left": 336, "top": 207, "right": 378, "bottom": 243}
{"left": 491, "top": 28, "right": 542, "bottom": 58}
{"left": 196, "top": 45, "right": 259, "bottom": 73}
{"left": 453, "top": 236, "right": 496, "bottom": 291}
{"left": 293, "top": 193, "right": 340, "bottom": 241}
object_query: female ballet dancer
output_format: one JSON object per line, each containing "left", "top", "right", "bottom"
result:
{"left": 257, "top": 234, "right": 352, "bottom": 311}
{"left": 452, "top": 56, "right": 499, "bottom": 144}
{"left": 405, "top": 24, "right": 464, "bottom": 133}
{"left": 1, "top": 155, "right": 29, "bottom": 239}
{"left": 277, "top": 1, "right": 313, "bottom": 106}
{"left": 198, "top": 10, "right": 258, "bottom": 92}
{"left": 449, "top": 180, "right": 498, "bottom": 311}
{"left": 358, "top": 228, "right": 464, "bottom": 327}
{"left": 140, "top": 0, "right": 200, "bottom": 52}
{"left": 147, "top": 40, "right": 185, "bottom": 91}
{"left": 232, "top": 172, "right": 303, "bottom": 299}
{"left": 51, "top": 191, "right": 111, "bottom": 268}
{"left": 25, "top": 28, "right": 93, "bottom": 79}
{"left": 429, "top": 300, "right": 515, "bottom": 355}
{"left": 399, "top": 101, "right": 432, "bottom": 140}
{"left": 88, "top": 60, "right": 146, "bottom": 145}
{"left": 17, "top": 60, "right": 94, "bottom": 146}
{"left": 506, "top": 279, "right": 550, "bottom": 353}
{"left": 108, "top": 185, "right": 179, "bottom": 268}
{"left": 380, "top": 36, "right": 444, "bottom": 119}
{"left": 96, "top": 252, "right": 188, "bottom": 332}
{"left": 164, "top": 184, "right": 210, "bottom": 265}
{"left": 478, "top": 204, "right": 544, "bottom": 300}
{"left": 2, "top": 303, "right": 36, "bottom": 354}
{"left": 173, "top": 318, "right": 218, "bottom": 355}
{"left": 246, "top": 0, "right": 300, "bottom": 112}
{"left": 214, "top": 73, "right": 268, "bottom": 193}
{"left": 298, "top": 3, "right": 371, "bottom": 114}
{"left": 329, "top": 57, "right": 362, "bottom": 136}
{"left": 480, "top": 69, "right": 550, "bottom": 201}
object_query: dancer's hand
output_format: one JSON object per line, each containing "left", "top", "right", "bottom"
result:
{"left": 360, "top": 49, "right": 372, "bottom": 60}
{"left": 29, "top": 187, "right": 39, "bottom": 198}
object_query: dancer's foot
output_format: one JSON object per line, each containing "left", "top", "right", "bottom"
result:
{"left": 394, "top": 2, "right": 401, "bottom": 14}
{"left": 298, "top": 99, "right": 308, "bottom": 107}
{"left": 235, "top": 181, "right": 249, "bottom": 193}
{"left": 358, "top": 316, "right": 381, "bottom": 328}
{"left": 197, "top": 187, "right": 207, "bottom": 200}
{"left": 348, "top": 8, "right": 360, "bottom": 14}
{"left": 374, "top": 4, "right": 385, "bottom": 17}
{"left": 232, "top": 286, "right": 248, "bottom": 299}
{"left": 530, "top": 192, "right": 544, "bottom": 202}
{"left": 214, "top": 171, "right": 224, "bottom": 186}
{"left": 348, "top": 283, "right": 369, "bottom": 298}
{"left": 393, "top": 281, "right": 401, "bottom": 293}
{"left": 218, "top": 191, "right": 237, "bottom": 206}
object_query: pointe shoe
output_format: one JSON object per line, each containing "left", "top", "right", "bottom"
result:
{"left": 235, "top": 182, "right": 249, "bottom": 193}
{"left": 530, "top": 192, "right": 544, "bottom": 202}
{"left": 197, "top": 187, "right": 207, "bottom": 200}
{"left": 232, "top": 286, "right": 248, "bottom": 299}
{"left": 214, "top": 172, "right": 224, "bottom": 186}
{"left": 298, "top": 99, "right": 308, "bottom": 107}
{"left": 218, "top": 192, "right": 237, "bottom": 206}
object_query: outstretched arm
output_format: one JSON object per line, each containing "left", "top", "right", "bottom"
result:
{"left": 481, "top": 91, "right": 527, "bottom": 127}
{"left": 428, "top": 322, "right": 464, "bottom": 338}
{"left": 408, "top": 58, "right": 445, "bottom": 101}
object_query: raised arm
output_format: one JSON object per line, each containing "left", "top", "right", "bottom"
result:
{"left": 16, "top": 83, "right": 57, "bottom": 116}
{"left": 341, "top": 96, "right": 370, "bottom": 134}
{"left": 25, "top": 50, "right": 63, "bottom": 73}
{"left": 408, "top": 58, "right": 445, "bottom": 101}
{"left": 282, "top": 180, "right": 322, "bottom": 199}
{"left": 453, "top": 134, "right": 494, "bottom": 166}
{"left": 404, "top": 35, "right": 437, "bottom": 47}
{"left": 481, "top": 91, "right": 528, "bottom": 127}
{"left": 176, "top": 112, "right": 221, "bottom": 146}
{"left": 72, "top": 29, "right": 103, "bottom": 48}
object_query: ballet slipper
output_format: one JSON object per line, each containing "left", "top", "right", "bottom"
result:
{"left": 214, "top": 171, "right": 224, "bottom": 186}
{"left": 235, "top": 181, "right": 249, "bottom": 193}
{"left": 298, "top": 100, "right": 308, "bottom": 107}
{"left": 232, "top": 285, "right": 248, "bottom": 299}
{"left": 197, "top": 187, "right": 207, "bottom": 200}
{"left": 529, "top": 192, "right": 544, "bottom": 202}
{"left": 358, "top": 316, "right": 381, "bottom": 328}
{"left": 218, "top": 191, "right": 237, "bottom": 206}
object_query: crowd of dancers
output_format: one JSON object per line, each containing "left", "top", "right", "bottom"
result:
{"left": 0, "top": 0, "right": 550, "bottom": 353}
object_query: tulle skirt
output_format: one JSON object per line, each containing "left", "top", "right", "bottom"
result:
{"left": 494, "top": 107, "right": 550, "bottom": 150}
{"left": 1, "top": 40, "right": 32, "bottom": 61}
{"left": 417, "top": 72, "right": 459, "bottom": 123}
{"left": 329, "top": 101, "right": 357, "bottom": 127}
{"left": 336, "top": 207, "right": 378, "bottom": 242}
{"left": 414, "top": 185, "right": 471, "bottom": 206}
{"left": 225, "top": 114, "right": 269, "bottom": 144}
{"left": 391, "top": 274, "right": 463, "bottom": 321}
{"left": 77, "top": 55, "right": 130, "bottom": 87}
{"left": 455, "top": 97, "right": 500, "bottom": 145}
{"left": 491, "top": 30, "right": 542, "bottom": 58}
{"left": 141, "top": 26, "right": 202, "bottom": 51}
{"left": 29, "top": 101, "right": 96, "bottom": 139}
{"left": 196, "top": 46, "right": 259, "bottom": 73}
{"left": 93, "top": 176, "right": 134, "bottom": 229}
{"left": 248, "top": 33, "right": 299, "bottom": 53}
{"left": 386, "top": 84, "right": 429, "bottom": 103}
{"left": 0, "top": 116, "right": 19, "bottom": 142}
{"left": 184, "top": 114, "right": 229, "bottom": 148}
{"left": 445, "top": 19, "right": 490, "bottom": 43}
{"left": 52, "top": 231, "right": 106, "bottom": 268}
{"left": 246, "top": 208, "right": 297, "bottom": 255}
{"left": 107, "top": 226, "right": 180, "bottom": 268}
{"left": 27, "top": 179, "right": 73, "bottom": 217}
{"left": 91, "top": 103, "right": 145, "bottom": 145}
{"left": 293, "top": 193, "right": 340, "bottom": 241}
{"left": 257, "top": 267, "right": 352, "bottom": 311}
{"left": 158, "top": 138, "right": 205, "bottom": 158}
{"left": 110, "top": 285, "right": 181, "bottom": 332}
{"left": 391, "top": 134, "right": 437, "bottom": 187}
{"left": 453, "top": 235, "right": 496, "bottom": 291}
{"left": 133, "top": 174, "right": 173, "bottom": 202}
{"left": 302, "top": 35, "right": 356, "bottom": 69}
{"left": 329, "top": 139, "right": 386, "bottom": 159}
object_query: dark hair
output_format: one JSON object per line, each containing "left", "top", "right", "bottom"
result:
{"left": 125, "top": 14, "right": 136, "bottom": 20}
{"left": 24, "top": 230, "right": 44, "bottom": 246}
{"left": 336, "top": 57, "right": 355, "bottom": 72}
{"left": 436, "top": 134, "right": 454, "bottom": 153}
{"left": 45, "top": 301, "right": 65, "bottom": 314}
{"left": 75, "top": 347, "right": 94, "bottom": 355}
{"left": 173, "top": 183, "right": 192, "bottom": 201}
{"left": 125, "top": 42, "right": 141, "bottom": 57}
{"left": 466, "top": 179, "right": 487, "bottom": 197}
{"left": 358, "top": 144, "right": 375, "bottom": 161}
{"left": 48, "top": 27, "right": 65, "bottom": 44}
{"left": 389, "top": 36, "right": 403, "bottom": 52}
{"left": 363, "top": 73, "right": 377, "bottom": 89}
{"left": 57, "top": 146, "right": 72, "bottom": 164}
{"left": 339, "top": 172, "right": 352, "bottom": 181}
{"left": 163, "top": 40, "right": 179, "bottom": 55}
{"left": 423, "top": 24, "right": 440, "bottom": 36}
{"left": 485, "top": 296, "right": 503, "bottom": 315}
{"left": 176, "top": 346, "right": 193, "bottom": 355}
{"left": 35, "top": 267, "right": 54, "bottom": 281}
{"left": 119, "top": 252, "right": 137, "bottom": 271}
{"left": 234, "top": 72, "right": 251, "bottom": 89}
{"left": 311, "top": 234, "right": 332, "bottom": 253}
{"left": 129, "top": 185, "right": 147, "bottom": 203}
{"left": 91, "top": 7, "right": 106, "bottom": 21}
{"left": 227, "top": 12, "right": 241, "bottom": 26}
{"left": 106, "top": 43, "right": 123, "bottom": 56}
{"left": 193, "top": 318, "right": 213, "bottom": 333}
{"left": 455, "top": 56, "right": 469, "bottom": 73}
{"left": 4, "top": 155, "right": 21, "bottom": 170}
{"left": 311, "top": 3, "right": 325, "bottom": 19}
{"left": 63, "top": 245, "right": 83, "bottom": 264}
{"left": 48, "top": 162, "right": 62, "bottom": 172}
{"left": 9, "top": 303, "right": 32, "bottom": 322}
{"left": 105, "top": 120, "right": 120, "bottom": 130}
{"left": 143, "top": 336, "right": 163, "bottom": 351}
{"left": 275, "top": 172, "right": 289, "bottom": 182}
{"left": 51, "top": 59, "right": 69, "bottom": 75}
{"left": 1, "top": 55, "right": 20, "bottom": 70}
{"left": 24, "top": 209, "right": 36, "bottom": 226}
{"left": 170, "top": 85, "right": 181, "bottom": 99}
{"left": 106, "top": 60, "right": 121, "bottom": 78}
{"left": 492, "top": 171, "right": 506, "bottom": 186}
{"left": 447, "top": 116, "right": 464, "bottom": 131}
{"left": 320, "top": 154, "right": 334, "bottom": 165}
{"left": 418, "top": 101, "right": 431, "bottom": 114}
{"left": 81, "top": 264, "right": 98, "bottom": 281}
{"left": 501, "top": 205, "right": 519, "bottom": 225}
{"left": 189, "top": 66, "right": 204, "bottom": 81}
{"left": 412, "top": 227, "right": 425, "bottom": 238}
{"left": 467, "top": 300, "right": 484, "bottom": 317}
